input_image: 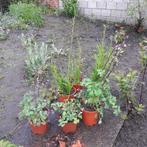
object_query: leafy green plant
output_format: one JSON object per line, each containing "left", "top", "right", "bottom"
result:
{"left": 61, "top": 0, "right": 77, "bottom": 17}
{"left": 0, "top": 140, "right": 17, "bottom": 147}
{"left": 114, "top": 28, "right": 126, "bottom": 44}
{"left": 22, "top": 34, "right": 68, "bottom": 84}
{"left": 79, "top": 78, "right": 120, "bottom": 118}
{"left": 0, "top": 13, "right": 27, "bottom": 29}
{"left": 50, "top": 51, "right": 82, "bottom": 95}
{"left": 24, "top": 39, "right": 50, "bottom": 84}
{"left": 115, "top": 70, "right": 143, "bottom": 112}
{"left": 9, "top": 2, "right": 44, "bottom": 27}
{"left": 91, "top": 43, "right": 112, "bottom": 81}
{"left": 91, "top": 26, "right": 124, "bottom": 83}
{"left": 11, "top": 0, "right": 39, "bottom": 4}
{"left": 91, "top": 43, "right": 124, "bottom": 84}
{"left": 140, "top": 39, "right": 147, "bottom": 68}
{"left": 50, "top": 64, "right": 72, "bottom": 95}
{"left": 51, "top": 99, "right": 82, "bottom": 127}
{"left": 19, "top": 92, "right": 50, "bottom": 126}
{"left": 139, "top": 38, "right": 147, "bottom": 104}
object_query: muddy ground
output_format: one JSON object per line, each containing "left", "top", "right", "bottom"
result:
{"left": 0, "top": 15, "right": 147, "bottom": 147}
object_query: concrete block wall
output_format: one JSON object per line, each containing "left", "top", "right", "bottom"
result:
{"left": 59, "top": 0, "right": 147, "bottom": 28}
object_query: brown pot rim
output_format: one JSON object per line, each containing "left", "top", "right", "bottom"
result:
{"left": 83, "top": 109, "right": 98, "bottom": 114}
{"left": 29, "top": 121, "right": 47, "bottom": 126}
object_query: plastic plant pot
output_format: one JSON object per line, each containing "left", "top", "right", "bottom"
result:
{"left": 82, "top": 109, "right": 99, "bottom": 126}
{"left": 62, "top": 122, "right": 77, "bottom": 134}
{"left": 29, "top": 122, "right": 48, "bottom": 135}
{"left": 58, "top": 95, "right": 75, "bottom": 102}
{"left": 72, "top": 84, "right": 84, "bottom": 93}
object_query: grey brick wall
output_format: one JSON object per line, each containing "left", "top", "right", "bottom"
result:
{"left": 60, "top": 0, "right": 147, "bottom": 28}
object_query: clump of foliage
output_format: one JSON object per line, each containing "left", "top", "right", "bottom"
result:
{"left": 9, "top": 2, "right": 44, "bottom": 27}
{"left": 91, "top": 43, "right": 123, "bottom": 83}
{"left": 22, "top": 34, "right": 66, "bottom": 84}
{"left": 91, "top": 43, "right": 111, "bottom": 82}
{"left": 19, "top": 92, "right": 50, "bottom": 125}
{"left": 0, "top": 13, "right": 27, "bottom": 29}
{"left": 61, "top": 0, "right": 77, "bottom": 17}
{"left": 91, "top": 26, "right": 124, "bottom": 83}
{"left": 50, "top": 51, "right": 82, "bottom": 95}
{"left": 52, "top": 99, "right": 82, "bottom": 127}
{"left": 50, "top": 64, "right": 72, "bottom": 95}
{"left": 140, "top": 39, "right": 147, "bottom": 68}
{"left": 115, "top": 70, "right": 144, "bottom": 112}
{"left": 79, "top": 78, "right": 121, "bottom": 118}
{"left": 0, "top": 140, "right": 17, "bottom": 147}
{"left": 24, "top": 40, "right": 50, "bottom": 84}
{"left": 11, "top": 0, "right": 39, "bottom": 4}
{"left": 139, "top": 38, "right": 147, "bottom": 104}
{"left": 114, "top": 28, "right": 126, "bottom": 44}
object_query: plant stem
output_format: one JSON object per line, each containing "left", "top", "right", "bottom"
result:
{"left": 139, "top": 65, "right": 147, "bottom": 104}
{"left": 67, "top": 17, "right": 76, "bottom": 78}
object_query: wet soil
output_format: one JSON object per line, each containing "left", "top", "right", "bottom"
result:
{"left": 0, "top": 15, "right": 147, "bottom": 147}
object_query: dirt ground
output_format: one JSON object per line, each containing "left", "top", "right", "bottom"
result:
{"left": 0, "top": 15, "right": 147, "bottom": 147}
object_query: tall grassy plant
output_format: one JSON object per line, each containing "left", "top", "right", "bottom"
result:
{"left": 50, "top": 64, "right": 72, "bottom": 95}
{"left": 9, "top": 2, "right": 44, "bottom": 27}
{"left": 62, "top": 0, "right": 77, "bottom": 17}
{"left": 91, "top": 43, "right": 113, "bottom": 81}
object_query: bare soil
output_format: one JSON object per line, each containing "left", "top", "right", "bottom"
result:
{"left": 0, "top": 15, "right": 147, "bottom": 147}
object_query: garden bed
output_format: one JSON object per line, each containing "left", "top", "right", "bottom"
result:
{"left": 0, "top": 15, "right": 147, "bottom": 146}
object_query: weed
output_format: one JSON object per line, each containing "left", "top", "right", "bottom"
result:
{"left": 24, "top": 41, "right": 50, "bottom": 84}
{"left": 139, "top": 38, "right": 147, "bottom": 104}
{"left": 91, "top": 26, "right": 124, "bottom": 83}
{"left": 114, "top": 28, "right": 126, "bottom": 44}
{"left": 61, "top": 0, "right": 77, "bottom": 17}
{"left": 115, "top": 70, "right": 144, "bottom": 112}
{"left": 21, "top": 34, "right": 66, "bottom": 84}
{"left": 0, "top": 13, "right": 27, "bottom": 29}
{"left": 9, "top": 2, "right": 44, "bottom": 27}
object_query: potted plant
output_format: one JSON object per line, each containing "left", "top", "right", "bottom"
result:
{"left": 51, "top": 99, "right": 82, "bottom": 134}
{"left": 79, "top": 78, "right": 121, "bottom": 126}
{"left": 50, "top": 64, "right": 74, "bottom": 102}
{"left": 19, "top": 92, "right": 50, "bottom": 135}
{"left": 50, "top": 47, "right": 83, "bottom": 99}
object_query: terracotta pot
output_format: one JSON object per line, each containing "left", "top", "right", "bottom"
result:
{"left": 72, "top": 84, "right": 84, "bottom": 93}
{"left": 58, "top": 95, "right": 74, "bottom": 102}
{"left": 82, "top": 109, "right": 99, "bottom": 126}
{"left": 29, "top": 122, "right": 48, "bottom": 135}
{"left": 62, "top": 122, "right": 77, "bottom": 134}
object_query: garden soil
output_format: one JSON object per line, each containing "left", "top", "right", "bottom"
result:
{"left": 0, "top": 15, "right": 147, "bottom": 147}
